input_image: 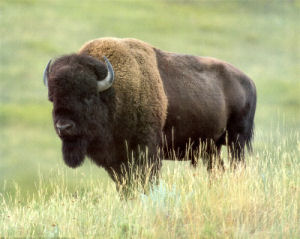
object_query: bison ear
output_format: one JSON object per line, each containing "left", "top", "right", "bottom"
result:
{"left": 97, "top": 56, "right": 115, "bottom": 92}
{"left": 43, "top": 59, "right": 52, "bottom": 87}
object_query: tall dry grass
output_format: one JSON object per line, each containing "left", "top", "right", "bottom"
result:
{"left": 1, "top": 129, "right": 299, "bottom": 238}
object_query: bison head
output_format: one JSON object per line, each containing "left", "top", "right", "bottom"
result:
{"left": 43, "top": 54, "right": 115, "bottom": 168}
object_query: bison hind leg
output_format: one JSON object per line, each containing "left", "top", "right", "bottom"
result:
{"left": 227, "top": 117, "right": 254, "bottom": 169}
{"left": 205, "top": 140, "right": 224, "bottom": 172}
{"left": 192, "top": 139, "right": 224, "bottom": 171}
{"left": 227, "top": 134, "right": 246, "bottom": 169}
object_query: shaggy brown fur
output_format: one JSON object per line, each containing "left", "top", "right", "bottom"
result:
{"left": 79, "top": 38, "right": 168, "bottom": 147}
{"left": 78, "top": 39, "right": 168, "bottom": 179}
{"left": 45, "top": 37, "right": 256, "bottom": 189}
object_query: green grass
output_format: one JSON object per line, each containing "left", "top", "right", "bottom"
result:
{"left": 0, "top": 0, "right": 299, "bottom": 238}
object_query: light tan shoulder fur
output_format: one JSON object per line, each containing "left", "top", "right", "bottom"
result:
{"left": 79, "top": 38, "right": 168, "bottom": 136}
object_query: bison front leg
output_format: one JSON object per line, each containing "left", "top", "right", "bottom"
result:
{"left": 129, "top": 145, "right": 162, "bottom": 188}
{"left": 227, "top": 130, "right": 247, "bottom": 169}
{"left": 105, "top": 161, "right": 133, "bottom": 197}
{"left": 105, "top": 146, "right": 162, "bottom": 198}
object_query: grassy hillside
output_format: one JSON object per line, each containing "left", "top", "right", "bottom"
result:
{"left": 0, "top": 0, "right": 299, "bottom": 238}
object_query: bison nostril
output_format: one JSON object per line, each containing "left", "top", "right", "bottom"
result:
{"left": 56, "top": 121, "right": 75, "bottom": 132}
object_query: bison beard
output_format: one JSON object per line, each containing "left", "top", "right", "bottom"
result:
{"left": 62, "top": 139, "right": 88, "bottom": 168}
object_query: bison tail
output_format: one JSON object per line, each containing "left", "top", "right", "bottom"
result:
{"left": 245, "top": 124, "right": 254, "bottom": 153}
{"left": 245, "top": 91, "right": 256, "bottom": 154}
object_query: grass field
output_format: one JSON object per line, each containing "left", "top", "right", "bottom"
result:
{"left": 0, "top": 0, "right": 299, "bottom": 238}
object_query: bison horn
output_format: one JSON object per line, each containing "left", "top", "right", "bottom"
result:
{"left": 43, "top": 59, "right": 52, "bottom": 87}
{"left": 97, "top": 56, "right": 115, "bottom": 92}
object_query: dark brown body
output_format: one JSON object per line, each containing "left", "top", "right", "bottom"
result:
{"left": 156, "top": 49, "right": 256, "bottom": 168}
{"left": 45, "top": 38, "right": 256, "bottom": 190}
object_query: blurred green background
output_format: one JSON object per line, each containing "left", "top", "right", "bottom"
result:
{"left": 1, "top": 0, "right": 299, "bottom": 194}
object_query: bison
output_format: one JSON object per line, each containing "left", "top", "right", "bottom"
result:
{"left": 43, "top": 37, "right": 256, "bottom": 189}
